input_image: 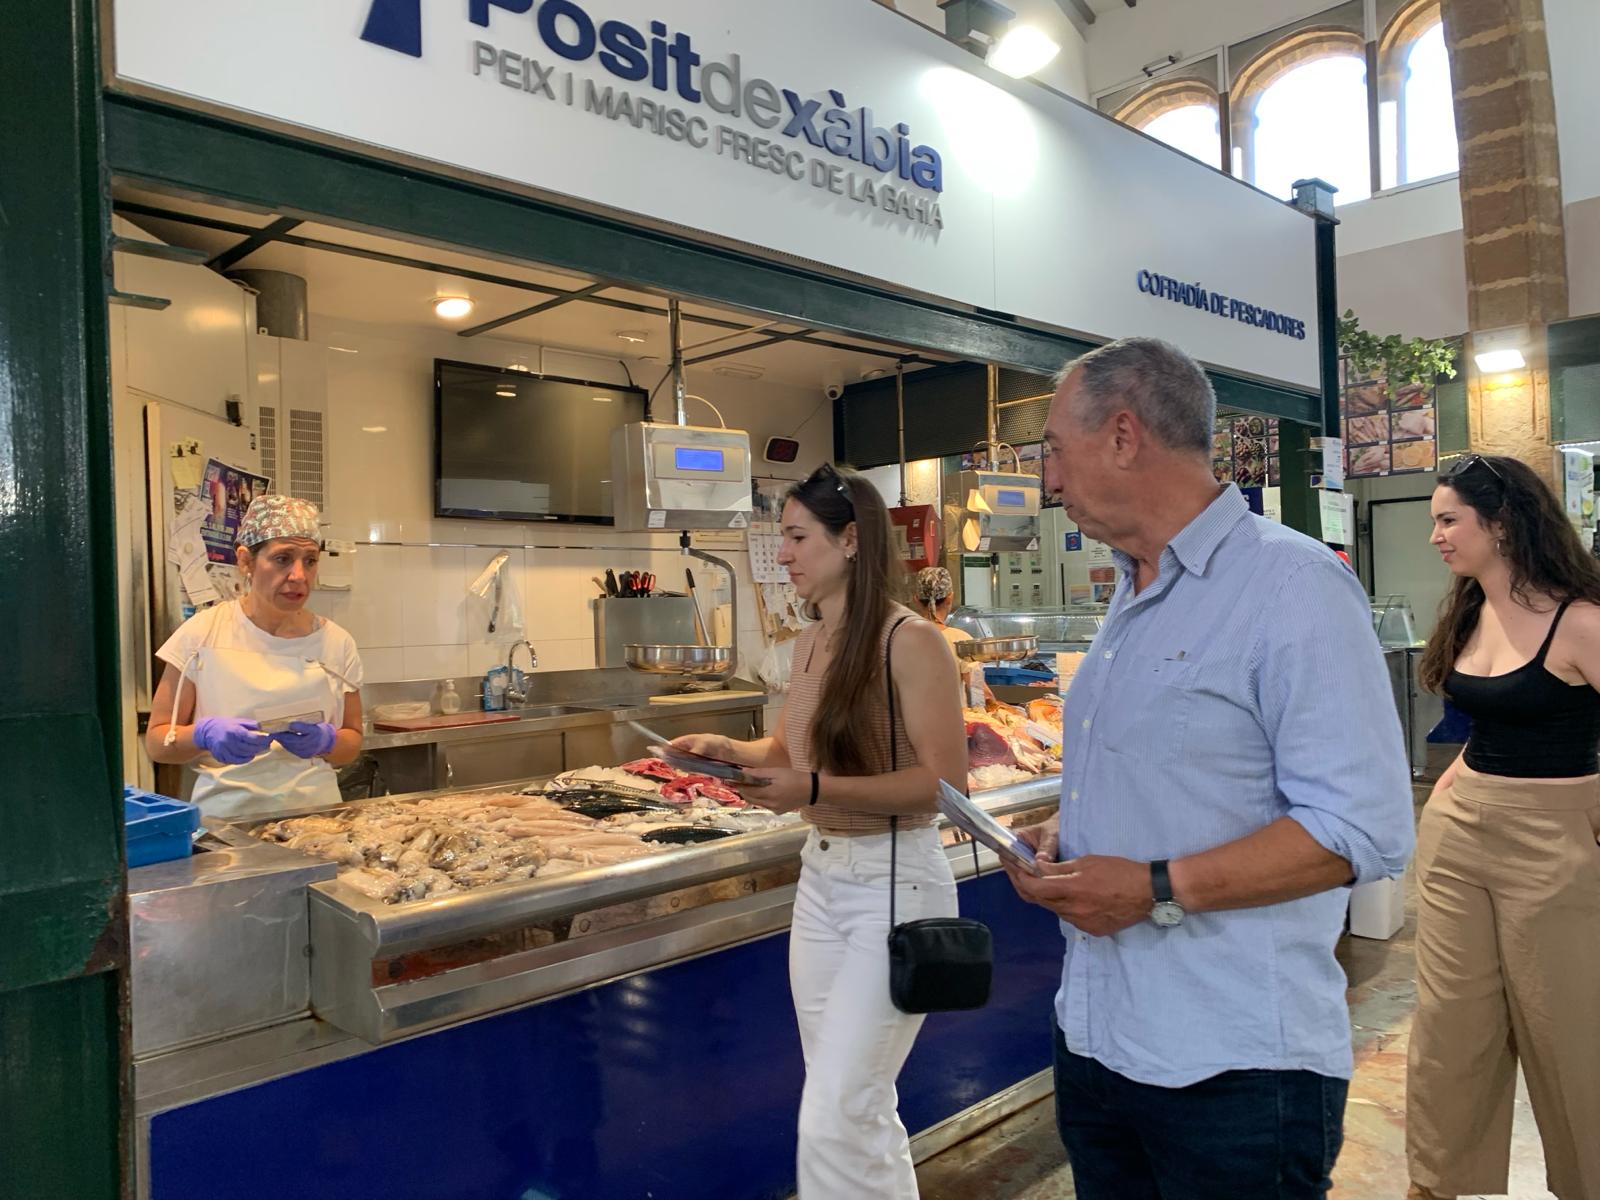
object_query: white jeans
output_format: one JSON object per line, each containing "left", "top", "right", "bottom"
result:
{"left": 789, "top": 825, "right": 959, "bottom": 1200}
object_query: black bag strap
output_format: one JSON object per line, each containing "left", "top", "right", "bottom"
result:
{"left": 886, "top": 615, "right": 910, "bottom": 929}
{"left": 886, "top": 614, "right": 982, "bottom": 929}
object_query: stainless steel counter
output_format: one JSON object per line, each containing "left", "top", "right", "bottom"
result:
{"left": 133, "top": 773, "right": 1064, "bottom": 1117}
{"left": 358, "top": 678, "right": 768, "bottom": 794}
{"left": 361, "top": 688, "right": 768, "bottom": 752}
{"left": 128, "top": 838, "right": 337, "bottom": 1058}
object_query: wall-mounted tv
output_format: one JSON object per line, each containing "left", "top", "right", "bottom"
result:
{"left": 434, "top": 359, "right": 647, "bottom": 524}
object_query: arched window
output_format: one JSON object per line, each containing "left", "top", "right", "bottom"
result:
{"left": 1232, "top": 30, "right": 1371, "bottom": 205}
{"left": 1114, "top": 81, "right": 1224, "bottom": 171}
{"left": 1378, "top": 2, "right": 1459, "bottom": 188}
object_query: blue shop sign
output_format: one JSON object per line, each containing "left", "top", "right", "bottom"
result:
{"left": 1136, "top": 269, "right": 1308, "bottom": 341}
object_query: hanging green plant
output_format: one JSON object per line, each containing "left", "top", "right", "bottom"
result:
{"left": 1338, "top": 310, "right": 1459, "bottom": 394}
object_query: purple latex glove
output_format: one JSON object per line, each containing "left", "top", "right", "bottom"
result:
{"left": 193, "top": 717, "right": 271, "bottom": 765}
{"left": 271, "top": 720, "right": 338, "bottom": 759}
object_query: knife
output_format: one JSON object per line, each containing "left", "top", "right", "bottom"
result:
{"left": 604, "top": 569, "right": 619, "bottom": 596}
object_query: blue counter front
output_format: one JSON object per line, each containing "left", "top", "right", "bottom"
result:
{"left": 148, "top": 870, "right": 1062, "bottom": 1200}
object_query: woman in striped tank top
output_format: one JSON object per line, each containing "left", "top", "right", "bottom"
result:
{"left": 673, "top": 463, "right": 968, "bottom": 1199}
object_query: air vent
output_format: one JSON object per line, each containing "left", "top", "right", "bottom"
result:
{"left": 287, "top": 408, "right": 325, "bottom": 509}
{"left": 258, "top": 405, "right": 278, "bottom": 486}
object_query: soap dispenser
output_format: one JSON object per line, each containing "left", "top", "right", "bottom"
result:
{"left": 437, "top": 679, "right": 462, "bottom": 715}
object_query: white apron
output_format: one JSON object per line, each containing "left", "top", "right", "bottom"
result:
{"left": 167, "top": 605, "right": 353, "bottom": 819}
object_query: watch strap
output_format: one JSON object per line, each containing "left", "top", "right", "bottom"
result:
{"left": 1150, "top": 859, "right": 1174, "bottom": 904}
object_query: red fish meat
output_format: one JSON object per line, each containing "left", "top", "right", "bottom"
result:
{"left": 619, "top": 758, "right": 678, "bottom": 783}
{"left": 660, "top": 774, "right": 747, "bottom": 806}
{"left": 965, "top": 721, "right": 1016, "bottom": 768}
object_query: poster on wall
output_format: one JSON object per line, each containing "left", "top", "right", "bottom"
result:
{"left": 1213, "top": 415, "right": 1281, "bottom": 488}
{"left": 199, "top": 459, "right": 272, "bottom": 563}
{"left": 1341, "top": 360, "right": 1438, "bottom": 478}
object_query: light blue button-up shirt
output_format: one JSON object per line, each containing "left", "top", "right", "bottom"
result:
{"left": 1054, "top": 485, "right": 1414, "bottom": 1086}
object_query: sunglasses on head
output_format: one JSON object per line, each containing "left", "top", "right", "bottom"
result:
{"left": 816, "top": 462, "right": 853, "bottom": 503}
{"left": 1444, "top": 454, "right": 1504, "bottom": 484}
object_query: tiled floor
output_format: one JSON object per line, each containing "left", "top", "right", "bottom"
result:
{"left": 917, "top": 885, "right": 1557, "bottom": 1200}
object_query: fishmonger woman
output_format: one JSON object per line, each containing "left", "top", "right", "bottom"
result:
{"left": 146, "top": 495, "right": 364, "bottom": 817}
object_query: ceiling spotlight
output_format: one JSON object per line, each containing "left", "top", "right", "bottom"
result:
{"left": 938, "top": 0, "right": 1015, "bottom": 56}
{"left": 712, "top": 363, "right": 765, "bottom": 380}
{"left": 360, "top": 425, "right": 388, "bottom": 433}
{"left": 616, "top": 330, "right": 649, "bottom": 345}
{"left": 433, "top": 295, "right": 474, "bottom": 320}
{"left": 507, "top": 361, "right": 531, "bottom": 373}
{"left": 495, "top": 385, "right": 517, "bottom": 398}
{"left": 990, "top": 25, "right": 1059, "bottom": 77}
{"left": 860, "top": 367, "right": 889, "bottom": 381}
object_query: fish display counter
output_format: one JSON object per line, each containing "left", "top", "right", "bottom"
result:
{"left": 133, "top": 762, "right": 1067, "bottom": 1200}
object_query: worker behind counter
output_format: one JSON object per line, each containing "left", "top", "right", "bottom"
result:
{"left": 910, "top": 565, "right": 996, "bottom": 708}
{"left": 146, "top": 495, "right": 364, "bottom": 819}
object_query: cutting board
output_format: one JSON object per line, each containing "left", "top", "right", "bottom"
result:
{"left": 372, "top": 711, "right": 523, "bottom": 732}
{"left": 648, "top": 690, "right": 766, "bottom": 705}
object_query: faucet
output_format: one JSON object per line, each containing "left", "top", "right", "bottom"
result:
{"left": 679, "top": 531, "right": 737, "bottom": 683}
{"left": 505, "top": 640, "right": 538, "bottom": 706}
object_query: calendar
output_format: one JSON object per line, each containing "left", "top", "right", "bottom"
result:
{"left": 747, "top": 532, "right": 789, "bottom": 584}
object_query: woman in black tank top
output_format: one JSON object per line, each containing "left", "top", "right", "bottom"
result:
{"left": 1406, "top": 455, "right": 1600, "bottom": 1200}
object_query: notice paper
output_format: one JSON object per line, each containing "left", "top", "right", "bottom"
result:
{"left": 1319, "top": 490, "right": 1354, "bottom": 545}
{"left": 169, "top": 439, "right": 205, "bottom": 490}
{"left": 180, "top": 558, "right": 221, "bottom": 606}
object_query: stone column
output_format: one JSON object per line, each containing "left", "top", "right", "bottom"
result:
{"left": 1441, "top": 0, "right": 1567, "bottom": 477}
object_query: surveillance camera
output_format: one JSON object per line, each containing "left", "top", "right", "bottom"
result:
{"left": 824, "top": 382, "right": 844, "bottom": 401}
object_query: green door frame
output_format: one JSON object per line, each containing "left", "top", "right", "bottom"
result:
{"left": 1, "top": 1, "right": 128, "bottom": 1196}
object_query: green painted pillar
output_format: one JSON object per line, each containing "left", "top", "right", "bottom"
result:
{"left": 0, "top": 0, "right": 128, "bottom": 1194}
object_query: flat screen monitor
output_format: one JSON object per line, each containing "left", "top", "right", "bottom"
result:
{"left": 434, "top": 359, "right": 646, "bottom": 524}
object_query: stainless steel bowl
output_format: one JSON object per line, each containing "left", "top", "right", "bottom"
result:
{"left": 954, "top": 635, "right": 1040, "bottom": 663}
{"left": 624, "top": 643, "right": 736, "bottom": 678}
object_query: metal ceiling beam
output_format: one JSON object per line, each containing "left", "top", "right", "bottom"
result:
{"left": 203, "top": 215, "right": 301, "bottom": 271}
{"left": 457, "top": 282, "right": 610, "bottom": 337}
{"left": 111, "top": 199, "right": 934, "bottom": 364}
{"left": 685, "top": 328, "right": 816, "bottom": 366}
{"left": 1051, "top": 0, "right": 1096, "bottom": 28}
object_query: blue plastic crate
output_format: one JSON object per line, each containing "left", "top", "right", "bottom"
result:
{"left": 124, "top": 786, "right": 200, "bottom": 868}
{"left": 983, "top": 666, "right": 1057, "bottom": 686}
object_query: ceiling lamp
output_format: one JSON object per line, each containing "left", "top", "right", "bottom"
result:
{"left": 495, "top": 385, "right": 517, "bottom": 398}
{"left": 989, "top": 25, "right": 1060, "bottom": 77}
{"left": 712, "top": 363, "right": 764, "bottom": 380}
{"left": 433, "top": 295, "right": 474, "bottom": 320}
{"left": 616, "top": 330, "right": 649, "bottom": 345}
{"left": 938, "top": 0, "right": 1014, "bottom": 55}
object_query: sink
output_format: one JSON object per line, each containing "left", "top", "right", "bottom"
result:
{"left": 509, "top": 704, "right": 593, "bottom": 719}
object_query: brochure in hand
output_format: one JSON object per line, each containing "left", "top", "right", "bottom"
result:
{"left": 936, "top": 780, "right": 1043, "bottom": 875}
{"left": 627, "top": 721, "right": 774, "bottom": 787}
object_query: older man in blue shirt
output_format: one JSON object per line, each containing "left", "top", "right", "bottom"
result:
{"left": 1006, "top": 337, "right": 1415, "bottom": 1200}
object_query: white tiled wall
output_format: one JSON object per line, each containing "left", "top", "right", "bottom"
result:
{"left": 304, "top": 319, "right": 831, "bottom": 687}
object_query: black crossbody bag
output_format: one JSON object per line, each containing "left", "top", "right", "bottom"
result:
{"left": 883, "top": 617, "right": 994, "bottom": 1014}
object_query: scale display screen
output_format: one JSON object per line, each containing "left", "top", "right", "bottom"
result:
{"left": 996, "top": 488, "right": 1028, "bottom": 507}
{"left": 674, "top": 447, "right": 726, "bottom": 473}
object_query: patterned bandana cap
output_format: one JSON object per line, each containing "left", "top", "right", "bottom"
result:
{"left": 914, "top": 566, "right": 954, "bottom": 605}
{"left": 237, "top": 495, "right": 320, "bottom": 547}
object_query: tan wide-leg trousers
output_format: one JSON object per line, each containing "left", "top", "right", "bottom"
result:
{"left": 1406, "top": 762, "right": 1600, "bottom": 1200}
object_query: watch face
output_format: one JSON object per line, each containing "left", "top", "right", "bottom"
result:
{"left": 1151, "top": 901, "right": 1185, "bottom": 928}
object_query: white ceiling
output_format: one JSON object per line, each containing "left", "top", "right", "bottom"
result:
{"left": 112, "top": 184, "right": 953, "bottom": 391}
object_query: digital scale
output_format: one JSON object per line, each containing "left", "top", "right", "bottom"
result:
{"left": 958, "top": 469, "right": 1043, "bottom": 552}
{"left": 610, "top": 421, "right": 754, "bottom": 533}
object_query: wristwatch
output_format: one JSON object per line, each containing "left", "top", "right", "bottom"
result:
{"left": 1150, "top": 860, "right": 1185, "bottom": 928}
